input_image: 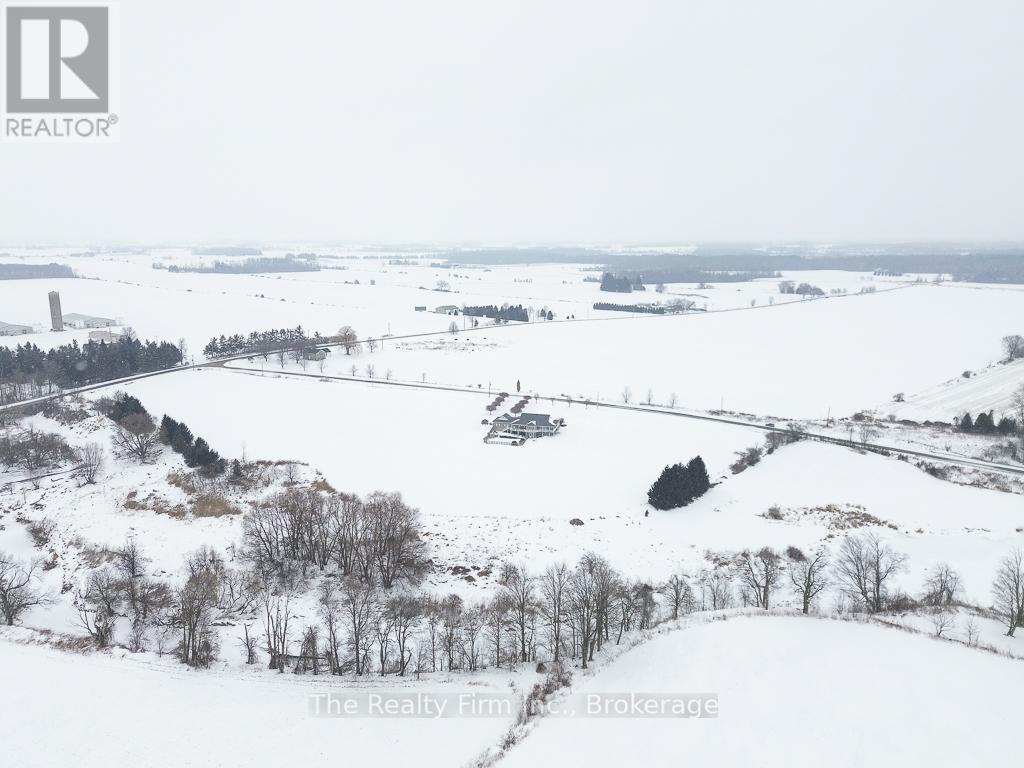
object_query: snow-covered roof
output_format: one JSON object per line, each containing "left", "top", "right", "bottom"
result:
{"left": 494, "top": 412, "right": 557, "bottom": 428}
{"left": 63, "top": 312, "right": 114, "bottom": 323}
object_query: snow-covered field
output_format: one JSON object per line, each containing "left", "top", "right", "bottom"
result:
{"left": 230, "top": 280, "right": 1024, "bottom": 419}
{"left": 501, "top": 615, "right": 1024, "bottom": 768}
{"left": 88, "top": 368, "right": 1024, "bottom": 603}
{"left": 3, "top": 249, "right": 1024, "bottom": 768}
{"left": 879, "top": 358, "right": 1024, "bottom": 423}
{"left": 0, "top": 635, "right": 518, "bottom": 768}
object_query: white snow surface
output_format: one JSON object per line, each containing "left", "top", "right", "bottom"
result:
{"left": 0, "top": 636, "right": 515, "bottom": 768}
{"left": 500, "top": 615, "right": 1024, "bottom": 768}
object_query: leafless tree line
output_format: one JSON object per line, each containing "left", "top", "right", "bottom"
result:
{"left": 75, "top": 539, "right": 258, "bottom": 665}
{"left": 242, "top": 488, "right": 426, "bottom": 588}
{"left": 0, "top": 428, "right": 78, "bottom": 473}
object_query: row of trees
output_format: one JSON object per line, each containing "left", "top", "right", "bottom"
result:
{"left": 0, "top": 427, "right": 77, "bottom": 473}
{"left": 599, "top": 272, "right": 644, "bottom": 293}
{"left": 202, "top": 326, "right": 312, "bottom": 359}
{"left": 0, "top": 336, "right": 182, "bottom": 404}
{"left": 778, "top": 280, "right": 825, "bottom": 296}
{"left": 168, "top": 255, "right": 318, "bottom": 274}
{"left": 957, "top": 410, "right": 1017, "bottom": 435}
{"left": 270, "top": 554, "right": 666, "bottom": 675}
{"left": 242, "top": 487, "right": 426, "bottom": 588}
{"left": 159, "top": 415, "right": 224, "bottom": 475}
{"left": 592, "top": 302, "right": 665, "bottom": 315}
{"left": 8, "top": 525, "right": 1021, "bottom": 673}
{"left": 462, "top": 304, "right": 531, "bottom": 323}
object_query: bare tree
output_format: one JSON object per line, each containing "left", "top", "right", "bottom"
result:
{"left": 367, "top": 337, "right": 378, "bottom": 353}
{"left": 963, "top": 616, "right": 980, "bottom": 647}
{"left": 833, "top": 532, "right": 908, "bottom": 613}
{"left": 621, "top": 386, "right": 632, "bottom": 404}
{"left": 361, "top": 492, "right": 426, "bottom": 588}
{"left": 173, "top": 569, "right": 220, "bottom": 667}
{"left": 79, "top": 442, "right": 104, "bottom": 484}
{"left": 735, "top": 547, "right": 781, "bottom": 609}
{"left": 319, "top": 582, "right": 344, "bottom": 674}
{"left": 262, "top": 588, "right": 294, "bottom": 671}
{"left": 540, "top": 562, "right": 569, "bottom": 661}
{"left": 240, "top": 623, "right": 258, "bottom": 664}
{"left": 992, "top": 548, "right": 1024, "bottom": 636}
{"left": 921, "top": 562, "right": 962, "bottom": 607}
{"left": 698, "top": 568, "right": 732, "bottom": 610}
{"left": 113, "top": 412, "right": 159, "bottom": 462}
{"left": 500, "top": 562, "right": 537, "bottom": 663}
{"left": 341, "top": 577, "right": 377, "bottom": 675}
{"left": 337, "top": 326, "right": 360, "bottom": 355}
{"left": 668, "top": 392, "right": 678, "bottom": 408}
{"left": 857, "top": 422, "right": 881, "bottom": 445}
{"left": 388, "top": 595, "right": 421, "bottom": 676}
{"left": 448, "top": 321, "right": 458, "bottom": 334}
{"left": 375, "top": 603, "right": 396, "bottom": 675}
{"left": 1002, "top": 334, "right": 1024, "bottom": 361}
{"left": 0, "top": 553, "right": 50, "bottom": 625}
{"left": 660, "top": 572, "right": 695, "bottom": 620}
{"left": 74, "top": 588, "right": 116, "bottom": 647}
{"left": 930, "top": 608, "right": 955, "bottom": 638}
{"left": 567, "top": 556, "right": 599, "bottom": 669}
{"left": 787, "top": 547, "right": 829, "bottom": 614}
{"left": 366, "top": 363, "right": 376, "bottom": 379}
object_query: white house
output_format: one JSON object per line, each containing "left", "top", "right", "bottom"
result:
{"left": 491, "top": 412, "right": 562, "bottom": 438}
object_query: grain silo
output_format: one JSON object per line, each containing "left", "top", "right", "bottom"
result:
{"left": 48, "top": 291, "right": 63, "bottom": 331}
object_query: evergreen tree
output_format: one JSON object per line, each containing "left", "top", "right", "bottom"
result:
{"left": 647, "top": 455, "right": 712, "bottom": 510}
{"left": 959, "top": 413, "right": 974, "bottom": 432}
{"left": 159, "top": 415, "right": 179, "bottom": 445}
{"left": 109, "top": 394, "right": 147, "bottom": 423}
{"left": 171, "top": 423, "right": 194, "bottom": 456}
{"left": 974, "top": 411, "right": 994, "bottom": 434}
{"left": 648, "top": 463, "right": 686, "bottom": 510}
{"left": 686, "top": 455, "right": 711, "bottom": 497}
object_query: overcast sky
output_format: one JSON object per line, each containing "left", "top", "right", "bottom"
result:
{"left": 2, "top": 0, "right": 1022, "bottom": 245}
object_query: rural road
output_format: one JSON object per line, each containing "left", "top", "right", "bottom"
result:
{"left": 5, "top": 281, "right": 1019, "bottom": 480}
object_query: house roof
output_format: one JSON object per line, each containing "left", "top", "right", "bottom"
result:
{"left": 63, "top": 313, "right": 114, "bottom": 323}
{"left": 494, "top": 412, "right": 557, "bottom": 428}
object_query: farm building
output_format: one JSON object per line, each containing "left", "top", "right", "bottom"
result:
{"left": 0, "top": 320, "right": 32, "bottom": 336}
{"left": 435, "top": 304, "right": 460, "bottom": 315}
{"left": 88, "top": 329, "right": 124, "bottom": 343}
{"left": 491, "top": 412, "right": 562, "bottom": 438}
{"left": 63, "top": 312, "right": 116, "bottom": 329}
{"left": 303, "top": 347, "right": 330, "bottom": 361}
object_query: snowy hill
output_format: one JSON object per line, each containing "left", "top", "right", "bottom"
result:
{"left": 499, "top": 615, "right": 1024, "bottom": 768}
